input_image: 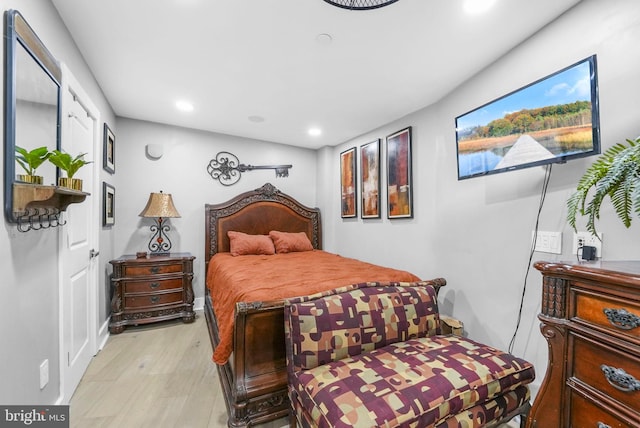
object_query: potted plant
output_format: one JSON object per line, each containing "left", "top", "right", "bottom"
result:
{"left": 48, "top": 150, "right": 92, "bottom": 191}
{"left": 567, "top": 136, "right": 640, "bottom": 237}
{"left": 15, "top": 145, "right": 51, "bottom": 184}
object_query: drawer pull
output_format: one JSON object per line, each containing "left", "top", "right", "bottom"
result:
{"left": 601, "top": 364, "right": 640, "bottom": 392}
{"left": 150, "top": 282, "right": 160, "bottom": 289}
{"left": 597, "top": 423, "right": 611, "bottom": 428}
{"left": 150, "top": 266, "right": 160, "bottom": 274}
{"left": 603, "top": 308, "right": 640, "bottom": 330}
{"left": 150, "top": 296, "right": 160, "bottom": 304}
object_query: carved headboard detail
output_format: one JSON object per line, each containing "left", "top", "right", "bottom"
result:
{"left": 204, "top": 183, "right": 322, "bottom": 271}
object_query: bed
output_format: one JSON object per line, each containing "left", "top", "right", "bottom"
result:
{"left": 203, "top": 183, "right": 446, "bottom": 427}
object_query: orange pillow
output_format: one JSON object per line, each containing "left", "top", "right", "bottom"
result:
{"left": 269, "top": 231, "right": 314, "bottom": 253}
{"left": 228, "top": 231, "right": 275, "bottom": 256}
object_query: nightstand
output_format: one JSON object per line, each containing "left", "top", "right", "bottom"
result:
{"left": 109, "top": 252, "right": 195, "bottom": 334}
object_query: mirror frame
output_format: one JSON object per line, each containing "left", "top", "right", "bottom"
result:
{"left": 4, "top": 9, "right": 62, "bottom": 222}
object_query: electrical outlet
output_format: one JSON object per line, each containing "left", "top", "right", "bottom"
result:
{"left": 572, "top": 231, "right": 603, "bottom": 258}
{"left": 40, "top": 359, "right": 49, "bottom": 389}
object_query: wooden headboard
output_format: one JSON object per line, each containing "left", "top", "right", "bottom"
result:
{"left": 204, "top": 183, "right": 322, "bottom": 271}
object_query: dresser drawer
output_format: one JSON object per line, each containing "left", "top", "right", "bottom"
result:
{"left": 123, "top": 278, "right": 183, "bottom": 294}
{"left": 570, "top": 391, "right": 634, "bottom": 428}
{"left": 573, "top": 286, "right": 640, "bottom": 341}
{"left": 571, "top": 334, "right": 640, "bottom": 412}
{"left": 124, "top": 291, "right": 183, "bottom": 309}
{"left": 123, "top": 262, "right": 184, "bottom": 277}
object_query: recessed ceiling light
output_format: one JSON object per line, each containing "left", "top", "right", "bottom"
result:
{"left": 176, "top": 100, "right": 194, "bottom": 112}
{"left": 463, "top": 0, "right": 497, "bottom": 14}
{"left": 308, "top": 127, "right": 322, "bottom": 137}
{"left": 248, "top": 115, "right": 265, "bottom": 123}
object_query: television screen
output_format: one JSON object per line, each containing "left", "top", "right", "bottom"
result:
{"left": 455, "top": 55, "right": 600, "bottom": 180}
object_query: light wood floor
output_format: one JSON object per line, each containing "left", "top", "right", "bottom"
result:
{"left": 70, "top": 312, "right": 287, "bottom": 428}
{"left": 70, "top": 311, "right": 517, "bottom": 428}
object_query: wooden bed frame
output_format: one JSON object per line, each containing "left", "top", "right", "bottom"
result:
{"left": 203, "top": 183, "right": 322, "bottom": 427}
{"left": 203, "top": 183, "right": 445, "bottom": 427}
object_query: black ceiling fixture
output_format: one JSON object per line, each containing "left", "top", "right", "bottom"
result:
{"left": 323, "top": 0, "right": 399, "bottom": 10}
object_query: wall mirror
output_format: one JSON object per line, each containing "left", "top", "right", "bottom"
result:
{"left": 4, "top": 9, "right": 62, "bottom": 222}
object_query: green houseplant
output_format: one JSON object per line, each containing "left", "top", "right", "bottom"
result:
{"left": 48, "top": 150, "right": 92, "bottom": 191}
{"left": 15, "top": 145, "right": 51, "bottom": 184}
{"left": 567, "top": 136, "right": 640, "bottom": 237}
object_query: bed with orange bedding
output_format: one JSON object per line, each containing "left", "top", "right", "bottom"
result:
{"left": 203, "top": 183, "right": 446, "bottom": 427}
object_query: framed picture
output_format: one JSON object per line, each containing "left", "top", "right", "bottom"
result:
{"left": 103, "top": 123, "right": 115, "bottom": 174}
{"left": 340, "top": 147, "right": 357, "bottom": 218}
{"left": 386, "top": 126, "right": 413, "bottom": 219}
{"left": 103, "top": 182, "right": 115, "bottom": 226}
{"left": 360, "top": 139, "right": 380, "bottom": 219}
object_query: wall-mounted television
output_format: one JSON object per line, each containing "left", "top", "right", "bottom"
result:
{"left": 455, "top": 55, "right": 600, "bottom": 180}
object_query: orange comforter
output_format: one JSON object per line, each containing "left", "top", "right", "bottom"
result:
{"left": 207, "top": 250, "right": 420, "bottom": 364}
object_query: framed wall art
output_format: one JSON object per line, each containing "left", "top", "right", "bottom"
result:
{"left": 103, "top": 123, "right": 115, "bottom": 174}
{"left": 340, "top": 147, "right": 357, "bottom": 218}
{"left": 386, "top": 126, "right": 413, "bottom": 219}
{"left": 103, "top": 182, "right": 115, "bottom": 226}
{"left": 360, "top": 139, "right": 380, "bottom": 219}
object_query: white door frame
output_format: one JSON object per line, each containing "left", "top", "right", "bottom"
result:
{"left": 57, "top": 62, "right": 101, "bottom": 404}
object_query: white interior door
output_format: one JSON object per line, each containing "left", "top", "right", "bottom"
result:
{"left": 59, "top": 64, "right": 100, "bottom": 402}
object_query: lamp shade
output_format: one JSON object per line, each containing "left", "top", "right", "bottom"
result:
{"left": 139, "top": 191, "right": 181, "bottom": 218}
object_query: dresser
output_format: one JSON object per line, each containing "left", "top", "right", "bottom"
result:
{"left": 109, "top": 253, "right": 195, "bottom": 334}
{"left": 528, "top": 261, "right": 640, "bottom": 427}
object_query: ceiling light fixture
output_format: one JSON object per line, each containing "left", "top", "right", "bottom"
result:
{"left": 176, "top": 100, "right": 194, "bottom": 112}
{"left": 463, "top": 0, "right": 497, "bottom": 14}
{"left": 323, "top": 0, "right": 399, "bottom": 10}
{"left": 308, "top": 128, "right": 322, "bottom": 137}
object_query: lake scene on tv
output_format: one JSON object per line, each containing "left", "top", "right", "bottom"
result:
{"left": 456, "top": 57, "right": 598, "bottom": 180}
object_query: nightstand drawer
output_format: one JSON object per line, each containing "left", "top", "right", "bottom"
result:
{"left": 123, "top": 278, "right": 183, "bottom": 294}
{"left": 124, "top": 291, "right": 183, "bottom": 309}
{"left": 574, "top": 286, "right": 640, "bottom": 340}
{"left": 571, "top": 333, "right": 640, "bottom": 411}
{"left": 123, "top": 262, "right": 184, "bottom": 277}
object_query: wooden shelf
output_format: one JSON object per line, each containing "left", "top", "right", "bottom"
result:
{"left": 13, "top": 183, "right": 89, "bottom": 214}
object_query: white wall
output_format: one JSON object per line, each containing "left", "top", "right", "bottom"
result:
{"left": 0, "top": 0, "right": 116, "bottom": 404}
{"left": 113, "top": 118, "right": 318, "bottom": 303}
{"left": 319, "top": 0, "right": 640, "bottom": 397}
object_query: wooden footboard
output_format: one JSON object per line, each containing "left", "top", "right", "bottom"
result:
{"left": 204, "top": 292, "right": 289, "bottom": 427}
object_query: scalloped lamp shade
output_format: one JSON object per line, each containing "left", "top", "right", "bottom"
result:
{"left": 139, "top": 191, "right": 181, "bottom": 218}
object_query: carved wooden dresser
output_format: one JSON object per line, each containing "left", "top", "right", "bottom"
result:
{"left": 529, "top": 261, "right": 640, "bottom": 427}
{"left": 109, "top": 253, "right": 195, "bottom": 333}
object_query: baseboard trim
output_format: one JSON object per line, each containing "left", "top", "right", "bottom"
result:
{"left": 194, "top": 297, "right": 204, "bottom": 311}
{"left": 97, "top": 317, "right": 110, "bottom": 352}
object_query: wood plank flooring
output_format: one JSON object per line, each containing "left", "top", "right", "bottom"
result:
{"left": 70, "top": 312, "right": 286, "bottom": 428}
{"left": 70, "top": 311, "right": 517, "bottom": 428}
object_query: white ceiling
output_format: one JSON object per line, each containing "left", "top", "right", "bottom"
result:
{"left": 51, "top": 0, "right": 581, "bottom": 149}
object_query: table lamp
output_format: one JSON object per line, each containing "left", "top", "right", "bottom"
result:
{"left": 139, "top": 191, "right": 181, "bottom": 254}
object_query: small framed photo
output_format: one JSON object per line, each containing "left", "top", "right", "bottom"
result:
{"left": 340, "top": 147, "right": 357, "bottom": 218}
{"left": 386, "top": 126, "right": 413, "bottom": 219}
{"left": 360, "top": 139, "right": 380, "bottom": 219}
{"left": 103, "top": 123, "right": 115, "bottom": 174}
{"left": 103, "top": 182, "right": 115, "bottom": 226}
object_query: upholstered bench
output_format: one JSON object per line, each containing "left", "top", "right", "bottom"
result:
{"left": 284, "top": 282, "right": 534, "bottom": 428}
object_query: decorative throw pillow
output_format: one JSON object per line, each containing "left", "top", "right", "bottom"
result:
{"left": 228, "top": 231, "right": 275, "bottom": 256}
{"left": 269, "top": 231, "right": 314, "bottom": 253}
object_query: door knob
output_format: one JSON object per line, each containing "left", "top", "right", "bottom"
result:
{"left": 90, "top": 249, "right": 100, "bottom": 259}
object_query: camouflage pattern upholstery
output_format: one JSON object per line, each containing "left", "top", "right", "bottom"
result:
{"left": 284, "top": 283, "right": 534, "bottom": 428}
